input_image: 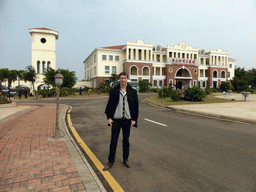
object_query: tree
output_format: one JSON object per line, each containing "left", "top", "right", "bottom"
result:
{"left": 44, "top": 68, "right": 57, "bottom": 87}
{"left": 110, "top": 73, "right": 119, "bottom": 82}
{"left": 23, "top": 66, "right": 37, "bottom": 98}
{"left": 44, "top": 68, "right": 77, "bottom": 88}
{"left": 0, "top": 68, "right": 9, "bottom": 91}
{"left": 16, "top": 70, "right": 25, "bottom": 90}
{"left": 7, "top": 70, "right": 17, "bottom": 89}
{"left": 220, "top": 82, "right": 231, "bottom": 92}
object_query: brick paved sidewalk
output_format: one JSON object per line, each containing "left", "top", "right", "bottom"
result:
{"left": 0, "top": 103, "right": 86, "bottom": 192}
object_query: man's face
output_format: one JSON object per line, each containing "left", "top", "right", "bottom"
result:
{"left": 119, "top": 75, "right": 128, "bottom": 87}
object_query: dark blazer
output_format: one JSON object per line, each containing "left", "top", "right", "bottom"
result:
{"left": 105, "top": 83, "right": 139, "bottom": 127}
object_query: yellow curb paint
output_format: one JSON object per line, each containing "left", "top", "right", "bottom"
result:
{"left": 67, "top": 106, "right": 124, "bottom": 192}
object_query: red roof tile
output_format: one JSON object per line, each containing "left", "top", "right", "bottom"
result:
{"left": 101, "top": 45, "right": 126, "bottom": 50}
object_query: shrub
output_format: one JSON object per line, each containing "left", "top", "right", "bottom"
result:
{"left": 60, "top": 87, "right": 69, "bottom": 97}
{"left": 158, "top": 86, "right": 173, "bottom": 98}
{"left": 0, "top": 96, "right": 12, "bottom": 104}
{"left": 171, "top": 91, "right": 180, "bottom": 101}
{"left": 220, "top": 82, "right": 231, "bottom": 92}
{"left": 205, "top": 87, "right": 213, "bottom": 95}
{"left": 184, "top": 86, "right": 207, "bottom": 101}
{"left": 139, "top": 81, "right": 152, "bottom": 93}
{"left": 38, "top": 89, "right": 49, "bottom": 98}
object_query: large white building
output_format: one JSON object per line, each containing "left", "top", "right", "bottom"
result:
{"left": 84, "top": 39, "right": 235, "bottom": 89}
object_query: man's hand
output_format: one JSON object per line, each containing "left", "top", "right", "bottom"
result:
{"left": 131, "top": 120, "right": 136, "bottom": 127}
{"left": 108, "top": 118, "right": 113, "bottom": 126}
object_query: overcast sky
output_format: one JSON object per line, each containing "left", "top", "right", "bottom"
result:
{"left": 0, "top": 0, "right": 256, "bottom": 80}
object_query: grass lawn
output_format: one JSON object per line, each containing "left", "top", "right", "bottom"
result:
{"left": 146, "top": 93, "right": 242, "bottom": 106}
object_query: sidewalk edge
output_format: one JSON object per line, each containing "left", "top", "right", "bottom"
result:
{"left": 144, "top": 98, "right": 256, "bottom": 125}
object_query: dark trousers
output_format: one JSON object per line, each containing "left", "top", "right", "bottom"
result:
{"left": 108, "top": 119, "right": 131, "bottom": 163}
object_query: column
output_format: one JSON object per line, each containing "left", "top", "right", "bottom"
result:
{"left": 213, "top": 55, "right": 215, "bottom": 65}
{"left": 146, "top": 50, "right": 149, "bottom": 61}
{"left": 135, "top": 49, "right": 138, "bottom": 60}
{"left": 209, "top": 55, "right": 212, "bottom": 65}
{"left": 204, "top": 58, "right": 206, "bottom": 65}
{"left": 131, "top": 49, "right": 134, "bottom": 60}
{"left": 126, "top": 48, "right": 128, "bottom": 60}
{"left": 141, "top": 49, "right": 145, "bottom": 60}
{"left": 185, "top": 52, "right": 187, "bottom": 59}
{"left": 203, "top": 69, "right": 205, "bottom": 77}
{"left": 160, "top": 67, "right": 162, "bottom": 76}
{"left": 160, "top": 54, "right": 163, "bottom": 63}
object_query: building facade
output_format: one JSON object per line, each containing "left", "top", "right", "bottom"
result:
{"left": 84, "top": 39, "right": 235, "bottom": 89}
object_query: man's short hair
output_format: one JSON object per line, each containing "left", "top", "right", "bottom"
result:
{"left": 119, "top": 72, "right": 129, "bottom": 79}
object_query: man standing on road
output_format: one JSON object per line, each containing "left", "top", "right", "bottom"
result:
{"left": 103, "top": 72, "right": 139, "bottom": 171}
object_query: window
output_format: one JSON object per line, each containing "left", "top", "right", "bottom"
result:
{"left": 201, "top": 51, "right": 204, "bottom": 55}
{"left": 142, "top": 79, "right": 149, "bottom": 82}
{"left": 94, "top": 67, "right": 96, "bottom": 75}
{"left": 198, "top": 81, "right": 201, "bottom": 87}
{"left": 159, "top": 80, "right": 163, "bottom": 87}
{"left": 156, "top": 67, "right": 160, "bottom": 75}
{"left": 112, "top": 66, "right": 116, "bottom": 74}
{"left": 42, "top": 61, "right": 45, "bottom": 73}
{"left": 162, "top": 68, "right": 166, "bottom": 75}
{"left": 193, "top": 80, "right": 197, "bottom": 86}
{"left": 156, "top": 46, "right": 160, "bottom": 51}
{"left": 143, "top": 67, "right": 149, "bottom": 76}
{"left": 102, "top": 55, "right": 107, "bottom": 60}
{"left": 203, "top": 81, "right": 206, "bottom": 88}
{"left": 213, "top": 71, "right": 217, "bottom": 78}
{"left": 105, "top": 66, "right": 109, "bottom": 74}
{"left": 131, "top": 79, "right": 137, "bottom": 82}
{"left": 169, "top": 79, "right": 173, "bottom": 87}
{"left": 47, "top": 61, "right": 51, "bottom": 69}
{"left": 221, "top": 71, "right": 225, "bottom": 78}
{"left": 131, "top": 66, "right": 138, "bottom": 75}
{"left": 109, "top": 55, "right": 113, "bottom": 61}
{"left": 153, "top": 80, "right": 157, "bottom": 87}
{"left": 228, "top": 72, "right": 230, "bottom": 77}
{"left": 229, "top": 64, "right": 232, "bottom": 68}
{"left": 115, "top": 56, "right": 119, "bottom": 61}
{"left": 37, "top": 61, "right": 40, "bottom": 74}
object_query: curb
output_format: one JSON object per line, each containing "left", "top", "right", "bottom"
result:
{"left": 144, "top": 98, "right": 256, "bottom": 125}
{"left": 59, "top": 105, "right": 107, "bottom": 192}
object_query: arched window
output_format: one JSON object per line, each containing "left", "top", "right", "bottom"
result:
{"left": 130, "top": 66, "right": 138, "bottom": 75}
{"left": 156, "top": 46, "right": 160, "bottom": 51}
{"left": 213, "top": 71, "right": 218, "bottom": 78}
{"left": 221, "top": 71, "right": 225, "bottom": 78}
{"left": 37, "top": 61, "right": 40, "bottom": 73}
{"left": 42, "top": 61, "right": 46, "bottom": 73}
{"left": 47, "top": 61, "right": 51, "bottom": 69}
{"left": 143, "top": 66, "right": 150, "bottom": 76}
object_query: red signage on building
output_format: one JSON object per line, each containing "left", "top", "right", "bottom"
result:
{"left": 168, "top": 58, "right": 198, "bottom": 65}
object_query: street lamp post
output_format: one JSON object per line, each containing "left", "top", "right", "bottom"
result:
{"left": 53, "top": 71, "right": 64, "bottom": 138}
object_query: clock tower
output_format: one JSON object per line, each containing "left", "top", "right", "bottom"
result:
{"left": 29, "top": 28, "right": 59, "bottom": 74}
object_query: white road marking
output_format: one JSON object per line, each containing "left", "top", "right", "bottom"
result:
{"left": 144, "top": 118, "right": 168, "bottom": 127}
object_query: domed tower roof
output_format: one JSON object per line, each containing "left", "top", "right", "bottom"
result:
{"left": 29, "top": 28, "right": 58, "bottom": 39}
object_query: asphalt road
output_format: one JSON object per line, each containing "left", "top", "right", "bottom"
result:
{"left": 19, "top": 94, "right": 256, "bottom": 192}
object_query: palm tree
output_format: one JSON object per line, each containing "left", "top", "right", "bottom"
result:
{"left": 23, "top": 66, "right": 37, "bottom": 99}
{"left": 7, "top": 70, "right": 17, "bottom": 89}
{"left": 16, "top": 70, "right": 25, "bottom": 91}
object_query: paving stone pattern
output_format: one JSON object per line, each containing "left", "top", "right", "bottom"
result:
{"left": 0, "top": 103, "right": 86, "bottom": 192}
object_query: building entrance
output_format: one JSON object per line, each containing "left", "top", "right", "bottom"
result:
{"left": 176, "top": 81, "right": 182, "bottom": 89}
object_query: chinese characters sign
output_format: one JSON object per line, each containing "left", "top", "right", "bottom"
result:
{"left": 167, "top": 58, "right": 198, "bottom": 65}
